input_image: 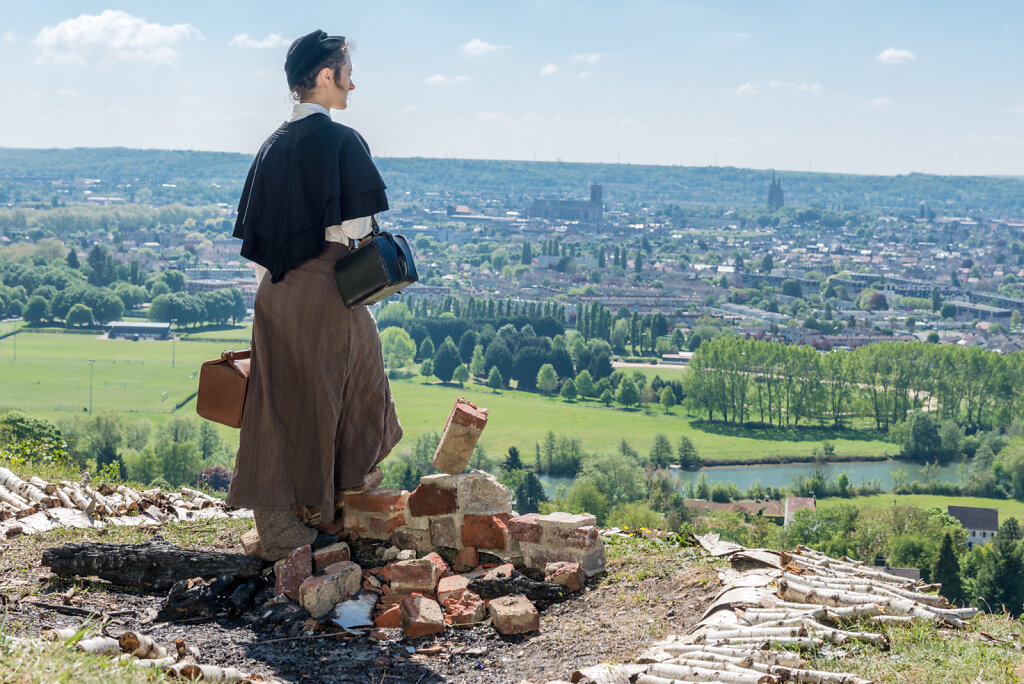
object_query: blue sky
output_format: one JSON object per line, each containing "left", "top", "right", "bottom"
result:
{"left": 0, "top": 1, "right": 1021, "bottom": 175}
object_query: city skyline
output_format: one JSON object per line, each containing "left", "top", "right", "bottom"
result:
{"left": 0, "top": 1, "right": 1021, "bottom": 177}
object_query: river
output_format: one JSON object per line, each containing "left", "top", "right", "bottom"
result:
{"left": 537, "top": 459, "right": 964, "bottom": 499}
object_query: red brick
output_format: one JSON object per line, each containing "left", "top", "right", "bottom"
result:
{"left": 374, "top": 605, "right": 401, "bottom": 628}
{"left": 437, "top": 574, "right": 471, "bottom": 603}
{"left": 545, "top": 562, "right": 585, "bottom": 593}
{"left": 508, "top": 514, "right": 543, "bottom": 543}
{"left": 432, "top": 400, "right": 489, "bottom": 475}
{"left": 390, "top": 558, "right": 442, "bottom": 595}
{"left": 423, "top": 551, "right": 451, "bottom": 577}
{"left": 461, "top": 514, "right": 510, "bottom": 550}
{"left": 428, "top": 515, "right": 460, "bottom": 548}
{"left": 391, "top": 528, "right": 433, "bottom": 553}
{"left": 400, "top": 596, "right": 445, "bottom": 637}
{"left": 443, "top": 590, "right": 486, "bottom": 625}
{"left": 273, "top": 545, "right": 312, "bottom": 600}
{"left": 452, "top": 546, "right": 479, "bottom": 572}
{"left": 369, "top": 512, "right": 406, "bottom": 534}
{"left": 408, "top": 482, "right": 457, "bottom": 517}
{"left": 345, "top": 488, "right": 409, "bottom": 513}
{"left": 312, "top": 542, "right": 351, "bottom": 572}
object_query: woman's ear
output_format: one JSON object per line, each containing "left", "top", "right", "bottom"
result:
{"left": 320, "top": 66, "right": 335, "bottom": 87}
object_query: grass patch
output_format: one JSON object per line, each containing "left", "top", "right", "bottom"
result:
{"left": 389, "top": 377, "right": 896, "bottom": 461}
{"left": 805, "top": 613, "right": 1024, "bottom": 683}
{"left": 819, "top": 494, "right": 1024, "bottom": 521}
{"left": 0, "top": 634, "right": 167, "bottom": 684}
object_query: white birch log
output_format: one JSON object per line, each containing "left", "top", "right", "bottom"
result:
{"left": 0, "top": 485, "right": 31, "bottom": 512}
{"left": 665, "top": 658, "right": 779, "bottom": 682}
{"left": 118, "top": 631, "right": 169, "bottom": 659}
{"left": 781, "top": 572, "right": 951, "bottom": 609}
{"left": 768, "top": 664, "right": 875, "bottom": 684}
{"left": 53, "top": 486, "right": 75, "bottom": 509}
{"left": 801, "top": 619, "right": 889, "bottom": 649}
{"left": 648, "top": 662, "right": 775, "bottom": 684}
{"left": 0, "top": 467, "right": 49, "bottom": 506}
{"left": 60, "top": 482, "right": 92, "bottom": 512}
{"left": 42, "top": 628, "right": 79, "bottom": 641}
{"left": 27, "top": 476, "right": 56, "bottom": 495}
{"left": 778, "top": 578, "right": 958, "bottom": 627}
{"left": 658, "top": 644, "right": 804, "bottom": 667}
{"left": 76, "top": 636, "right": 121, "bottom": 655}
{"left": 699, "top": 626, "right": 807, "bottom": 642}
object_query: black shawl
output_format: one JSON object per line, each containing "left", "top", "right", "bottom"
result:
{"left": 233, "top": 113, "right": 389, "bottom": 283}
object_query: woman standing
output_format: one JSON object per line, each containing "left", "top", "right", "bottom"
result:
{"left": 227, "top": 30, "right": 403, "bottom": 560}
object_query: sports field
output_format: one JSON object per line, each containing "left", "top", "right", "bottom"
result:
{"left": 818, "top": 494, "right": 1024, "bottom": 521}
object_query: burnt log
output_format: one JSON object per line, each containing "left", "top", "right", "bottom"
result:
{"left": 41, "top": 537, "right": 264, "bottom": 591}
{"left": 468, "top": 570, "right": 567, "bottom": 603}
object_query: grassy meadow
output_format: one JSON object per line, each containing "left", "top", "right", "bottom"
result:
{"left": 0, "top": 329, "right": 898, "bottom": 464}
{"left": 818, "top": 493, "right": 1024, "bottom": 521}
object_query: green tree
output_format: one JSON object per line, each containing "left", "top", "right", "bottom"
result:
{"left": 931, "top": 286, "right": 942, "bottom": 312}
{"left": 520, "top": 241, "right": 533, "bottom": 265}
{"left": 470, "top": 344, "right": 486, "bottom": 377}
{"left": 933, "top": 531, "right": 964, "bottom": 605}
{"left": 452, "top": 364, "right": 470, "bottom": 387}
{"left": 615, "top": 377, "right": 639, "bottom": 408}
{"left": 66, "top": 303, "right": 93, "bottom": 327}
{"left": 198, "top": 420, "right": 223, "bottom": 461}
{"left": 487, "top": 366, "right": 504, "bottom": 391}
{"left": 575, "top": 369, "right": 595, "bottom": 398}
{"left": 156, "top": 415, "right": 201, "bottom": 487}
{"left": 660, "top": 386, "right": 676, "bottom": 413}
{"left": 940, "top": 302, "right": 957, "bottom": 320}
{"left": 677, "top": 436, "right": 701, "bottom": 469}
{"left": 420, "top": 358, "right": 434, "bottom": 379}
{"left": 84, "top": 412, "right": 124, "bottom": 475}
{"left": 760, "top": 253, "right": 773, "bottom": 273}
{"left": 560, "top": 378, "right": 578, "bottom": 401}
{"left": 607, "top": 502, "right": 663, "bottom": 531}
{"left": 380, "top": 326, "right": 416, "bottom": 369}
{"left": 536, "top": 363, "right": 558, "bottom": 394}
{"left": 599, "top": 389, "right": 613, "bottom": 406}
{"left": 515, "top": 471, "right": 547, "bottom": 514}
{"left": 23, "top": 295, "right": 49, "bottom": 324}
{"left": 432, "top": 336, "right": 462, "bottom": 383}
{"left": 417, "top": 336, "right": 435, "bottom": 362}
{"left": 66, "top": 249, "right": 80, "bottom": 269}
{"left": 649, "top": 433, "right": 673, "bottom": 468}
{"left": 564, "top": 479, "right": 610, "bottom": 525}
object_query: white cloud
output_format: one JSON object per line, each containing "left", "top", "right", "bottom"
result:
{"left": 876, "top": 47, "right": 915, "bottom": 65}
{"left": 570, "top": 52, "right": 604, "bottom": 63}
{"left": 1001, "top": 98, "right": 1024, "bottom": 114}
{"left": 57, "top": 88, "right": 83, "bottom": 98}
{"left": 572, "top": 71, "right": 594, "bottom": 79}
{"left": 34, "top": 10, "right": 200, "bottom": 66}
{"left": 3, "top": 31, "right": 15, "bottom": 43}
{"left": 425, "top": 74, "right": 471, "bottom": 86}
{"left": 868, "top": 96, "right": 895, "bottom": 107}
{"left": 230, "top": 33, "right": 289, "bottom": 49}
{"left": 399, "top": 106, "right": 416, "bottom": 115}
{"left": 539, "top": 64, "right": 559, "bottom": 76}
{"left": 462, "top": 38, "right": 506, "bottom": 56}
{"left": 734, "top": 80, "right": 822, "bottom": 96}
{"left": 732, "top": 32, "right": 750, "bottom": 39}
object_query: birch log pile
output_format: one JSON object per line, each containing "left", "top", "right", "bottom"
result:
{"left": 0, "top": 470, "right": 248, "bottom": 539}
{"left": 614, "top": 538, "right": 980, "bottom": 684}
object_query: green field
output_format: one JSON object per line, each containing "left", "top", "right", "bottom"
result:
{"left": 819, "top": 494, "right": 1024, "bottom": 521}
{"left": 389, "top": 376, "right": 896, "bottom": 461}
{"left": 0, "top": 332, "right": 898, "bottom": 463}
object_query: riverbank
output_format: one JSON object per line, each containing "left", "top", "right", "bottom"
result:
{"left": 700, "top": 452, "right": 890, "bottom": 466}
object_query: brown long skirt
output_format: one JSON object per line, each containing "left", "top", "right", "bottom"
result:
{"left": 226, "top": 243, "right": 403, "bottom": 523}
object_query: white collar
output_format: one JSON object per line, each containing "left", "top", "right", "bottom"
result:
{"left": 290, "top": 102, "right": 330, "bottom": 122}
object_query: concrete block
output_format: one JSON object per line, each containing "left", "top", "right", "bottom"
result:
{"left": 429, "top": 514, "right": 461, "bottom": 548}
{"left": 392, "top": 527, "right": 433, "bottom": 554}
{"left": 241, "top": 528, "right": 264, "bottom": 558}
{"left": 488, "top": 594, "right": 539, "bottom": 635}
{"left": 456, "top": 470, "right": 512, "bottom": 515}
{"left": 298, "top": 560, "right": 362, "bottom": 618}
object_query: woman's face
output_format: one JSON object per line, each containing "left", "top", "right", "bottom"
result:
{"left": 324, "top": 60, "right": 354, "bottom": 110}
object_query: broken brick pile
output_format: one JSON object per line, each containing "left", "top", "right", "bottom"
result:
{"left": 340, "top": 470, "right": 606, "bottom": 578}
{"left": 269, "top": 540, "right": 588, "bottom": 638}
{"left": 258, "top": 471, "right": 603, "bottom": 639}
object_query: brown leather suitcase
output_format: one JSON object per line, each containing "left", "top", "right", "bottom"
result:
{"left": 196, "top": 350, "right": 251, "bottom": 428}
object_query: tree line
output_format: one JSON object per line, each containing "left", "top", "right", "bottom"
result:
{"left": 685, "top": 336, "right": 1024, "bottom": 433}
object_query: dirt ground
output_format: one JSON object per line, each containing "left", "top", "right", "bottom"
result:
{"left": 0, "top": 524, "right": 721, "bottom": 684}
